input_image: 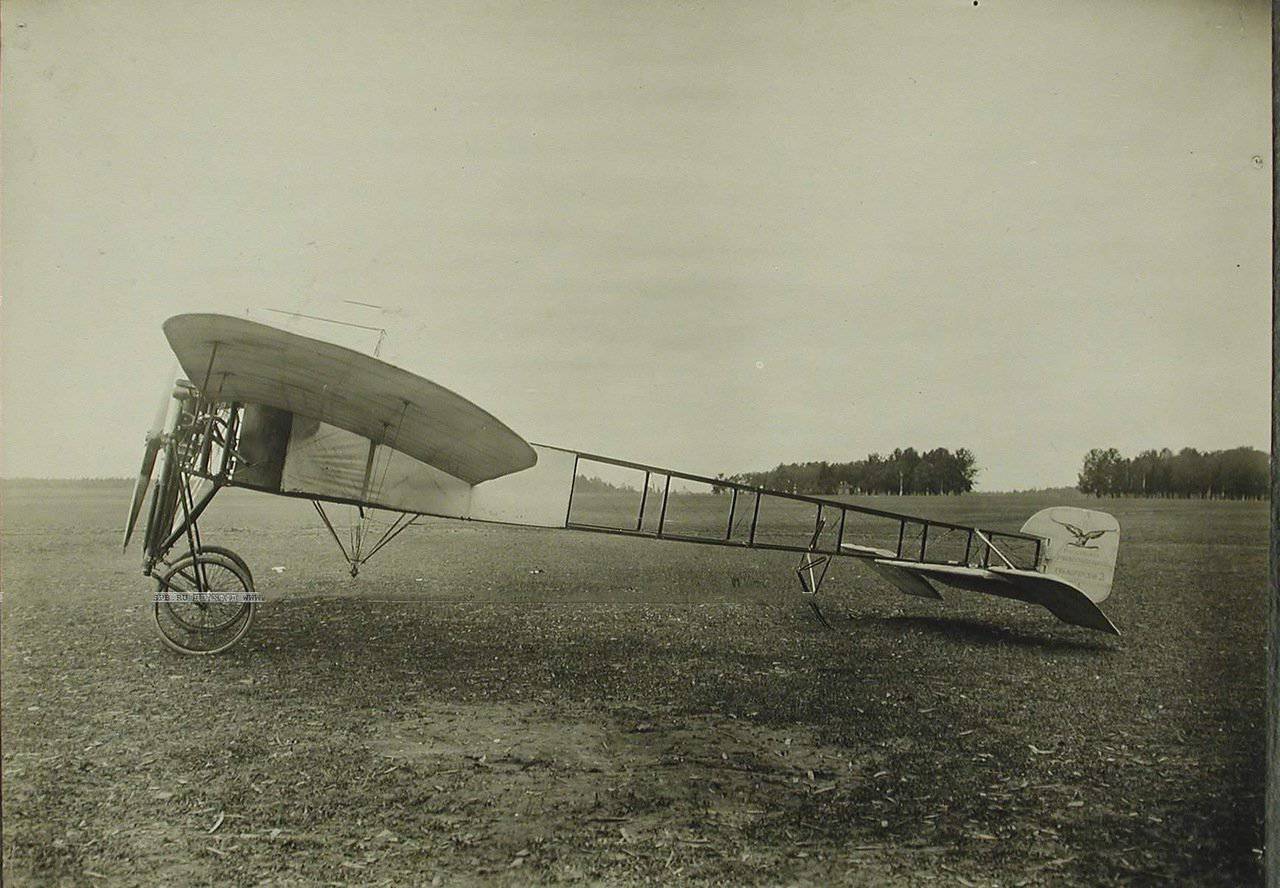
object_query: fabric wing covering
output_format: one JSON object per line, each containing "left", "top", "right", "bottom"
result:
{"left": 277, "top": 420, "right": 575, "bottom": 528}
{"left": 281, "top": 418, "right": 473, "bottom": 516}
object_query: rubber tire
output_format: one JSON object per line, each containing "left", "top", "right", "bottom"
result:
{"left": 153, "top": 551, "right": 257, "bottom": 655}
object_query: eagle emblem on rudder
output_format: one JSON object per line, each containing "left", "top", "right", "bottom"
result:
{"left": 1051, "top": 518, "right": 1113, "bottom": 549}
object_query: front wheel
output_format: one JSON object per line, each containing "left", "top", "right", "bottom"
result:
{"left": 153, "top": 551, "right": 258, "bottom": 655}
{"left": 191, "top": 544, "right": 254, "bottom": 585}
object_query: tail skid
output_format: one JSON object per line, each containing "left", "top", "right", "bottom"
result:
{"left": 796, "top": 518, "right": 835, "bottom": 629}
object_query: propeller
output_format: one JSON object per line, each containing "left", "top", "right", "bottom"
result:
{"left": 122, "top": 373, "right": 178, "bottom": 551}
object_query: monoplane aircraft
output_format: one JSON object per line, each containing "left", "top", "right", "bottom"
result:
{"left": 125, "top": 314, "right": 1122, "bottom": 654}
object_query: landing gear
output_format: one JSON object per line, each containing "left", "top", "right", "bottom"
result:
{"left": 153, "top": 550, "right": 259, "bottom": 655}
{"left": 133, "top": 390, "right": 263, "bottom": 655}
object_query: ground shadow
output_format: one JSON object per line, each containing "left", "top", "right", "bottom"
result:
{"left": 858, "top": 613, "right": 1117, "bottom": 654}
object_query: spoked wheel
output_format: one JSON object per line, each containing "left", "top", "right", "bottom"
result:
{"left": 190, "top": 545, "right": 254, "bottom": 586}
{"left": 153, "top": 551, "right": 258, "bottom": 655}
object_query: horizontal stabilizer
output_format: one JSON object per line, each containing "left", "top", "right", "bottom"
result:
{"left": 871, "top": 559, "right": 1119, "bottom": 635}
{"left": 842, "top": 544, "right": 942, "bottom": 600}
{"left": 868, "top": 561, "right": 945, "bottom": 600}
{"left": 988, "top": 567, "right": 1119, "bottom": 635}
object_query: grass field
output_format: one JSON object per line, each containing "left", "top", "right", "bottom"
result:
{"left": 0, "top": 481, "right": 1267, "bottom": 886}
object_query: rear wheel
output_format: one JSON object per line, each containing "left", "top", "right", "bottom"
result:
{"left": 153, "top": 551, "right": 257, "bottom": 655}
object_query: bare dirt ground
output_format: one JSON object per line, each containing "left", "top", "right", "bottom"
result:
{"left": 1, "top": 482, "right": 1268, "bottom": 886}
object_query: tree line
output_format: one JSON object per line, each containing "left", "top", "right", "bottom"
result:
{"left": 1077, "top": 446, "right": 1268, "bottom": 499}
{"left": 720, "top": 447, "right": 979, "bottom": 496}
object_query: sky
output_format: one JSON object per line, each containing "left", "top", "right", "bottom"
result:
{"left": 1, "top": 0, "right": 1270, "bottom": 489}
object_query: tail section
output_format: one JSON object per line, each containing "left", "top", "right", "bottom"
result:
{"left": 1020, "top": 507, "right": 1120, "bottom": 603}
{"left": 849, "top": 505, "right": 1121, "bottom": 634}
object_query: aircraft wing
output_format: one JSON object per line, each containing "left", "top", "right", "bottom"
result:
{"left": 164, "top": 313, "right": 536, "bottom": 485}
{"left": 866, "top": 560, "right": 1119, "bottom": 635}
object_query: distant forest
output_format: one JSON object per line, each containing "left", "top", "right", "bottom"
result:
{"left": 1, "top": 477, "right": 130, "bottom": 486}
{"left": 722, "top": 447, "right": 979, "bottom": 496}
{"left": 1076, "top": 447, "right": 1268, "bottom": 499}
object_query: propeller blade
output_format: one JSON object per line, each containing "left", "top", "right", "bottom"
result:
{"left": 122, "top": 437, "right": 161, "bottom": 551}
{"left": 123, "top": 370, "right": 180, "bottom": 551}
